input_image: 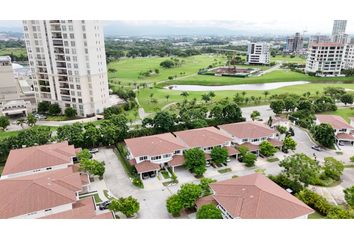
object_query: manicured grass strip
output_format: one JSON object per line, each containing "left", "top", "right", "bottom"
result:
{"left": 103, "top": 190, "right": 115, "bottom": 200}
{"left": 267, "top": 157, "right": 279, "bottom": 162}
{"left": 218, "top": 168, "right": 232, "bottom": 174}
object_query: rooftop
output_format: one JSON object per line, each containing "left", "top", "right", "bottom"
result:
{"left": 0, "top": 166, "right": 87, "bottom": 218}
{"left": 207, "top": 173, "right": 314, "bottom": 219}
{"left": 125, "top": 133, "right": 187, "bottom": 158}
{"left": 174, "top": 127, "right": 232, "bottom": 148}
{"left": 316, "top": 114, "right": 352, "bottom": 130}
{"left": 219, "top": 121, "right": 275, "bottom": 139}
{"left": 2, "top": 141, "right": 78, "bottom": 176}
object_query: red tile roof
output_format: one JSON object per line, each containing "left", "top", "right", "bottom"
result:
{"left": 0, "top": 167, "right": 84, "bottom": 218}
{"left": 2, "top": 141, "right": 75, "bottom": 176}
{"left": 41, "top": 197, "right": 114, "bottom": 219}
{"left": 238, "top": 142, "right": 260, "bottom": 152}
{"left": 316, "top": 115, "right": 353, "bottom": 130}
{"left": 168, "top": 155, "right": 185, "bottom": 167}
{"left": 174, "top": 127, "right": 232, "bottom": 148}
{"left": 336, "top": 133, "right": 354, "bottom": 141}
{"left": 219, "top": 122, "right": 275, "bottom": 139}
{"left": 268, "top": 138, "right": 283, "bottom": 147}
{"left": 125, "top": 133, "right": 187, "bottom": 158}
{"left": 225, "top": 146, "right": 239, "bottom": 156}
{"left": 130, "top": 159, "right": 161, "bottom": 173}
{"left": 195, "top": 195, "right": 217, "bottom": 209}
{"left": 208, "top": 173, "right": 314, "bottom": 219}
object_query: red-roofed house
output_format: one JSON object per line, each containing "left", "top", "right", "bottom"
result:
{"left": 1, "top": 141, "right": 80, "bottom": 179}
{"left": 316, "top": 114, "right": 354, "bottom": 145}
{"left": 0, "top": 166, "right": 112, "bottom": 219}
{"left": 124, "top": 133, "right": 188, "bottom": 176}
{"left": 196, "top": 173, "right": 314, "bottom": 219}
{"left": 218, "top": 121, "right": 280, "bottom": 155}
{"left": 174, "top": 127, "right": 237, "bottom": 159}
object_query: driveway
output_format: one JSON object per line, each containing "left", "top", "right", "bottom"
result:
{"left": 96, "top": 147, "right": 171, "bottom": 219}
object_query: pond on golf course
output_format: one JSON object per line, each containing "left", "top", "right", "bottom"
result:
{"left": 164, "top": 81, "right": 309, "bottom": 91}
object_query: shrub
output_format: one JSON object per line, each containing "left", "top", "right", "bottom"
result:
{"left": 166, "top": 194, "right": 183, "bottom": 217}
{"left": 196, "top": 204, "right": 223, "bottom": 219}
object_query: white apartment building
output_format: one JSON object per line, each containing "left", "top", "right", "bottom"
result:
{"left": 286, "top": 32, "right": 304, "bottom": 53}
{"left": 305, "top": 42, "right": 345, "bottom": 76}
{"left": 22, "top": 20, "right": 110, "bottom": 117}
{"left": 246, "top": 42, "right": 270, "bottom": 65}
{"left": 0, "top": 56, "right": 20, "bottom": 102}
{"left": 342, "top": 44, "right": 354, "bottom": 69}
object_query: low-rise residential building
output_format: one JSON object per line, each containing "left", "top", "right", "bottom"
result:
{"left": 1, "top": 141, "right": 80, "bottom": 179}
{"left": 0, "top": 166, "right": 112, "bottom": 219}
{"left": 315, "top": 114, "right": 354, "bottom": 145}
{"left": 125, "top": 133, "right": 188, "bottom": 176}
{"left": 196, "top": 173, "right": 314, "bottom": 219}
{"left": 174, "top": 127, "right": 238, "bottom": 160}
{"left": 246, "top": 42, "right": 270, "bottom": 65}
{"left": 218, "top": 122, "right": 282, "bottom": 155}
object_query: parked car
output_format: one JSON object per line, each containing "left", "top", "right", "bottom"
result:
{"left": 226, "top": 158, "right": 231, "bottom": 162}
{"left": 339, "top": 141, "right": 345, "bottom": 146}
{"left": 149, "top": 171, "right": 156, "bottom": 178}
{"left": 311, "top": 145, "right": 322, "bottom": 151}
{"left": 99, "top": 200, "right": 111, "bottom": 210}
{"left": 142, "top": 172, "right": 149, "bottom": 179}
{"left": 206, "top": 161, "right": 211, "bottom": 167}
{"left": 89, "top": 148, "right": 99, "bottom": 154}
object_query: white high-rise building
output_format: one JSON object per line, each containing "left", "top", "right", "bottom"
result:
{"left": 246, "top": 42, "right": 270, "bottom": 65}
{"left": 332, "top": 20, "right": 347, "bottom": 35}
{"left": 305, "top": 42, "right": 345, "bottom": 76}
{"left": 22, "top": 20, "right": 110, "bottom": 117}
{"left": 0, "top": 56, "right": 20, "bottom": 101}
{"left": 342, "top": 44, "right": 354, "bottom": 70}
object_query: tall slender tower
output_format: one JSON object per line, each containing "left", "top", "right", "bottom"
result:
{"left": 22, "top": 20, "right": 109, "bottom": 117}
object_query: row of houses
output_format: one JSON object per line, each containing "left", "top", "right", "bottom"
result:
{"left": 124, "top": 121, "right": 283, "bottom": 178}
{"left": 0, "top": 141, "right": 113, "bottom": 219}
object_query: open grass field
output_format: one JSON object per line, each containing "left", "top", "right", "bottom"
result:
{"left": 0, "top": 130, "right": 21, "bottom": 140}
{"left": 108, "top": 54, "right": 227, "bottom": 85}
{"left": 159, "top": 69, "right": 354, "bottom": 86}
{"left": 0, "top": 48, "right": 27, "bottom": 58}
{"left": 272, "top": 55, "right": 307, "bottom": 64}
{"left": 138, "top": 83, "right": 354, "bottom": 112}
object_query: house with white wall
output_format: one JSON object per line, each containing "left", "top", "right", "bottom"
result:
{"left": 316, "top": 114, "right": 354, "bottom": 145}
{"left": 1, "top": 141, "right": 80, "bottom": 179}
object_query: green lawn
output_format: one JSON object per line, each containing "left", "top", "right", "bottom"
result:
{"left": 138, "top": 83, "right": 354, "bottom": 112}
{"left": 323, "top": 107, "right": 354, "bottom": 122}
{"left": 272, "top": 55, "right": 307, "bottom": 64}
{"left": 0, "top": 130, "right": 21, "bottom": 140}
{"left": 0, "top": 48, "right": 27, "bottom": 58}
{"left": 108, "top": 54, "right": 227, "bottom": 85}
{"left": 159, "top": 69, "right": 354, "bottom": 86}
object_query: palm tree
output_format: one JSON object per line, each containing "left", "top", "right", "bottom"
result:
{"left": 16, "top": 118, "right": 26, "bottom": 129}
{"left": 241, "top": 91, "right": 246, "bottom": 97}
{"left": 202, "top": 94, "right": 211, "bottom": 104}
{"left": 263, "top": 91, "right": 269, "bottom": 99}
{"left": 180, "top": 91, "right": 189, "bottom": 98}
{"left": 165, "top": 95, "right": 170, "bottom": 102}
{"left": 150, "top": 93, "right": 154, "bottom": 102}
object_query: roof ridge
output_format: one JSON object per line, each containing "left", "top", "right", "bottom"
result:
{"left": 34, "top": 178, "right": 77, "bottom": 202}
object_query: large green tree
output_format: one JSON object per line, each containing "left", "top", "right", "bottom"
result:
{"left": 312, "top": 123, "right": 335, "bottom": 148}
{"left": 323, "top": 157, "right": 344, "bottom": 181}
{"left": 166, "top": 194, "right": 183, "bottom": 217}
{"left": 177, "top": 183, "right": 203, "bottom": 209}
{"left": 0, "top": 116, "right": 10, "bottom": 131}
{"left": 196, "top": 204, "right": 223, "bottom": 219}
{"left": 282, "top": 136, "right": 297, "bottom": 151}
{"left": 210, "top": 146, "right": 228, "bottom": 165}
{"left": 184, "top": 148, "right": 206, "bottom": 177}
{"left": 270, "top": 100, "right": 284, "bottom": 114}
{"left": 26, "top": 113, "right": 37, "bottom": 127}
{"left": 64, "top": 107, "right": 77, "bottom": 118}
{"left": 343, "top": 186, "right": 354, "bottom": 207}
{"left": 279, "top": 154, "right": 320, "bottom": 186}
{"left": 259, "top": 140, "right": 277, "bottom": 157}
{"left": 109, "top": 196, "right": 140, "bottom": 218}
{"left": 340, "top": 94, "right": 353, "bottom": 106}
{"left": 48, "top": 103, "right": 61, "bottom": 115}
